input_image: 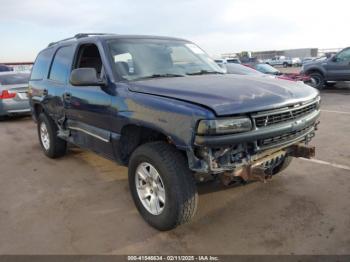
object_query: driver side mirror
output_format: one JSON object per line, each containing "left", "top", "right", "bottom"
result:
{"left": 331, "top": 55, "right": 338, "bottom": 62}
{"left": 70, "top": 68, "right": 106, "bottom": 86}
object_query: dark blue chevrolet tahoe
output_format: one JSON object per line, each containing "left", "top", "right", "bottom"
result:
{"left": 29, "top": 33, "right": 320, "bottom": 230}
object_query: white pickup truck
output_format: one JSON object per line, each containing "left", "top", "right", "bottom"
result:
{"left": 266, "top": 56, "right": 301, "bottom": 67}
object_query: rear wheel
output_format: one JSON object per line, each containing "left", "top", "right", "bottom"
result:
{"left": 37, "top": 113, "right": 67, "bottom": 158}
{"left": 283, "top": 62, "right": 288, "bottom": 68}
{"left": 308, "top": 72, "right": 325, "bottom": 89}
{"left": 128, "top": 142, "right": 198, "bottom": 231}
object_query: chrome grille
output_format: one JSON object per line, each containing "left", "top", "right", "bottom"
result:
{"left": 258, "top": 125, "right": 313, "bottom": 147}
{"left": 254, "top": 102, "right": 317, "bottom": 128}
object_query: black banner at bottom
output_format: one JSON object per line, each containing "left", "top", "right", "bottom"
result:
{"left": 0, "top": 255, "right": 349, "bottom": 262}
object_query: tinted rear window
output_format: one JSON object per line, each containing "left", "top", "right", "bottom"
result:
{"left": 30, "top": 48, "right": 54, "bottom": 80}
{"left": 0, "top": 74, "right": 30, "bottom": 85}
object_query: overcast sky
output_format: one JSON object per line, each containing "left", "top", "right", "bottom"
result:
{"left": 0, "top": 0, "right": 349, "bottom": 62}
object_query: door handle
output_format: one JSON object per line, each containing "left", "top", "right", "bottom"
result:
{"left": 63, "top": 92, "right": 71, "bottom": 101}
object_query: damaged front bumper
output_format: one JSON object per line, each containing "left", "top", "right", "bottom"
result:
{"left": 220, "top": 143, "right": 315, "bottom": 185}
{"left": 187, "top": 109, "right": 320, "bottom": 180}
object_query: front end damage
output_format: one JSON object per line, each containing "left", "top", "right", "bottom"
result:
{"left": 187, "top": 97, "right": 321, "bottom": 185}
{"left": 219, "top": 143, "right": 315, "bottom": 185}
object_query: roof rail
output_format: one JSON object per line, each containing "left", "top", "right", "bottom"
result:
{"left": 48, "top": 33, "right": 114, "bottom": 47}
{"left": 74, "top": 33, "right": 114, "bottom": 38}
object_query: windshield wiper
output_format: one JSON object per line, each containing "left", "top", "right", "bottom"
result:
{"left": 134, "top": 73, "right": 185, "bottom": 81}
{"left": 186, "top": 70, "right": 223, "bottom": 76}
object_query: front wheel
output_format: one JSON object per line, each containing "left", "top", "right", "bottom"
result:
{"left": 128, "top": 142, "right": 198, "bottom": 231}
{"left": 308, "top": 72, "right": 325, "bottom": 89}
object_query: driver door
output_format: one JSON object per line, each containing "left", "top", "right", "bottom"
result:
{"left": 64, "top": 43, "right": 114, "bottom": 159}
{"left": 326, "top": 48, "right": 350, "bottom": 81}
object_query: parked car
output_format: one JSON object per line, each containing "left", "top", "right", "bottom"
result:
{"left": 265, "top": 56, "right": 300, "bottom": 67}
{"left": 253, "top": 63, "right": 282, "bottom": 75}
{"left": 301, "top": 47, "right": 350, "bottom": 89}
{"left": 29, "top": 33, "right": 320, "bottom": 231}
{"left": 224, "top": 63, "right": 265, "bottom": 76}
{"left": 223, "top": 63, "right": 279, "bottom": 80}
{"left": 292, "top": 57, "right": 302, "bottom": 67}
{"left": 0, "top": 64, "right": 13, "bottom": 72}
{"left": 0, "top": 72, "right": 30, "bottom": 117}
{"left": 214, "top": 57, "right": 241, "bottom": 65}
{"left": 226, "top": 58, "right": 241, "bottom": 64}
{"left": 248, "top": 63, "right": 314, "bottom": 85}
{"left": 240, "top": 57, "right": 263, "bottom": 64}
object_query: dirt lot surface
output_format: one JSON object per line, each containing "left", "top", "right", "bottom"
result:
{"left": 0, "top": 85, "right": 349, "bottom": 255}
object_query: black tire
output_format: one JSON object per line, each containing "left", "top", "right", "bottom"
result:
{"left": 309, "top": 72, "right": 325, "bottom": 89}
{"left": 283, "top": 62, "right": 288, "bottom": 68}
{"left": 273, "top": 156, "right": 293, "bottom": 175}
{"left": 37, "top": 113, "right": 67, "bottom": 158}
{"left": 128, "top": 141, "right": 198, "bottom": 231}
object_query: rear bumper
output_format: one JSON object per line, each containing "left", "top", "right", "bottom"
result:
{"left": 194, "top": 109, "right": 320, "bottom": 150}
{"left": 0, "top": 99, "right": 31, "bottom": 116}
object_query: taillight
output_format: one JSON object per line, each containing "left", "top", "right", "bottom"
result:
{"left": 0, "top": 90, "right": 16, "bottom": 99}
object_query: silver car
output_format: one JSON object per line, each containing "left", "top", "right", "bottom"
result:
{"left": 0, "top": 72, "right": 30, "bottom": 117}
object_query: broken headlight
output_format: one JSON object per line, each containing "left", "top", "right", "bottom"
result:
{"left": 197, "top": 117, "right": 252, "bottom": 135}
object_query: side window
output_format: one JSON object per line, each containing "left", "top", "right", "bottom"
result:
{"left": 336, "top": 49, "right": 350, "bottom": 62}
{"left": 75, "top": 44, "right": 103, "bottom": 77}
{"left": 49, "top": 45, "right": 74, "bottom": 83}
{"left": 30, "top": 48, "right": 54, "bottom": 80}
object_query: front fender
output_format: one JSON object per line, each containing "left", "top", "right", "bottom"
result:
{"left": 111, "top": 87, "right": 215, "bottom": 149}
{"left": 304, "top": 65, "right": 327, "bottom": 77}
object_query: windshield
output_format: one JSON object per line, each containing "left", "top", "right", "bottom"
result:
{"left": 225, "top": 64, "right": 262, "bottom": 75}
{"left": 107, "top": 39, "right": 223, "bottom": 81}
{"left": 255, "top": 64, "right": 280, "bottom": 75}
{"left": 0, "top": 73, "right": 30, "bottom": 85}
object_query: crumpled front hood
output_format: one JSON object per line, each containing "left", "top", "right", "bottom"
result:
{"left": 129, "top": 74, "right": 319, "bottom": 116}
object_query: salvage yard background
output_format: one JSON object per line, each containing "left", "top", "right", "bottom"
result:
{"left": 0, "top": 77, "right": 349, "bottom": 254}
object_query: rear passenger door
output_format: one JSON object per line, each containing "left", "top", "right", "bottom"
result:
{"left": 64, "top": 43, "right": 114, "bottom": 159}
{"left": 29, "top": 48, "right": 55, "bottom": 117}
{"left": 47, "top": 45, "right": 75, "bottom": 122}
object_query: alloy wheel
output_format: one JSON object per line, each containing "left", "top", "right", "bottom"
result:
{"left": 40, "top": 122, "right": 50, "bottom": 150}
{"left": 135, "top": 162, "right": 166, "bottom": 215}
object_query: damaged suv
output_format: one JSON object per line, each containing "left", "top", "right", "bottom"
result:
{"left": 29, "top": 34, "right": 320, "bottom": 231}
